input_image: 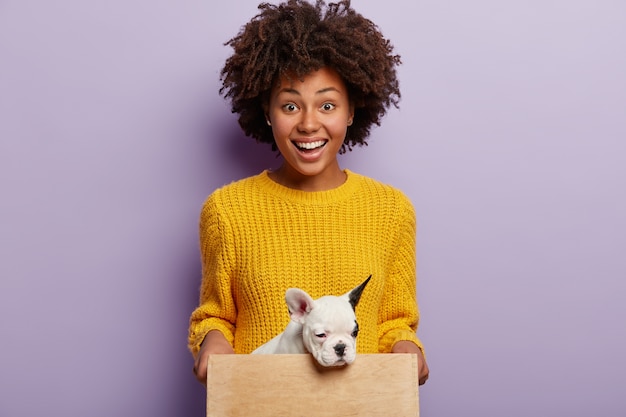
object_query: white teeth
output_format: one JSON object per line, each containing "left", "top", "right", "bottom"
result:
{"left": 295, "top": 140, "right": 326, "bottom": 150}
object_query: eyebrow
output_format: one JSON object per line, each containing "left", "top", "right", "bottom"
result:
{"left": 276, "top": 86, "right": 342, "bottom": 96}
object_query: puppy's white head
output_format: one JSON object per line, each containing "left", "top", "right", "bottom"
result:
{"left": 285, "top": 276, "right": 371, "bottom": 367}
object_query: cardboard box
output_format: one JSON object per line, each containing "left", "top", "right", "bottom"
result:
{"left": 206, "top": 353, "right": 419, "bottom": 416}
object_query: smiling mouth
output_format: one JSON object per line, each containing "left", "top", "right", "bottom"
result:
{"left": 293, "top": 140, "right": 327, "bottom": 152}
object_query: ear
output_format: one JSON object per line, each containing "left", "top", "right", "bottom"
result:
{"left": 347, "top": 102, "right": 355, "bottom": 126}
{"left": 346, "top": 275, "right": 372, "bottom": 310}
{"left": 285, "top": 288, "right": 315, "bottom": 324}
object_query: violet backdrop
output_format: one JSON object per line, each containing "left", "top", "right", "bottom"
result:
{"left": 1, "top": 1, "right": 625, "bottom": 416}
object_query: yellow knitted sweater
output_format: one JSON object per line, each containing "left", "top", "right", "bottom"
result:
{"left": 188, "top": 169, "right": 424, "bottom": 356}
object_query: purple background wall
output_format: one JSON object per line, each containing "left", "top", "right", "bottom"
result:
{"left": 1, "top": 1, "right": 624, "bottom": 416}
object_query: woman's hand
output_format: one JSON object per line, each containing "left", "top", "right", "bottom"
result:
{"left": 193, "top": 330, "right": 235, "bottom": 385}
{"left": 392, "top": 341, "right": 430, "bottom": 385}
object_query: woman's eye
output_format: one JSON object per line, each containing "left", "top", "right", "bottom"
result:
{"left": 283, "top": 103, "right": 298, "bottom": 112}
{"left": 321, "top": 103, "right": 335, "bottom": 111}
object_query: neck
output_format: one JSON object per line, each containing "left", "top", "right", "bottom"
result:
{"left": 269, "top": 165, "right": 347, "bottom": 192}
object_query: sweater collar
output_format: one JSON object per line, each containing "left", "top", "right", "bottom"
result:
{"left": 256, "top": 169, "right": 361, "bottom": 205}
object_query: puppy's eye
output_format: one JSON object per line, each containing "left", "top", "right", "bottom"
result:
{"left": 315, "top": 333, "right": 327, "bottom": 338}
{"left": 352, "top": 323, "right": 359, "bottom": 338}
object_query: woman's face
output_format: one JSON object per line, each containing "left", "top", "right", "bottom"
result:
{"left": 266, "top": 67, "right": 354, "bottom": 191}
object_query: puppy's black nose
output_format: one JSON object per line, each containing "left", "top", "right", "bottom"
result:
{"left": 334, "top": 343, "right": 346, "bottom": 357}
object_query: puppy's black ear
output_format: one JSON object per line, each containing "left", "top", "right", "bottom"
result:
{"left": 348, "top": 275, "right": 371, "bottom": 310}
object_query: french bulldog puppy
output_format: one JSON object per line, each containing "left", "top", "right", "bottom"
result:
{"left": 252, "top": 275, "right": 371, "bottom": 367}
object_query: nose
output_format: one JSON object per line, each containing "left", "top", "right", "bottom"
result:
{"left": 297, "top": 109, "right": 320, "bottom": 133}
{"left": 334, "top": 343, "right": 346, "bottom": 357}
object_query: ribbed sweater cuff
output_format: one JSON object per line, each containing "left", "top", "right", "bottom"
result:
{"left": 189, "top": 320, "right": 235, "bottom": 356}
{"left": 380, "top": 329, "right": 424, "bottom": 355}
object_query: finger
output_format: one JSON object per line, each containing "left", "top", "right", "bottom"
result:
{"left": 194, "top": 358, "right": 208, "bottom": 383}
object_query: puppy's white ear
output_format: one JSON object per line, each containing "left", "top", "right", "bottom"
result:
{"left": 285, "top": 288, "right": 315, "bottom": 324}
{"left": 344, "top": 275, "right": 372, "bottom": 310}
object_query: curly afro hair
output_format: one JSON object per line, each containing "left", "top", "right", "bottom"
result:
{"left": 220, "top": 0, "right": 402, "bottom": 153}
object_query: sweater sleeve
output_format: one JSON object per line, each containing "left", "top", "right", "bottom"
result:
{"left": 377, "top": 193, "right": 425, "bottom": 355}
{"left": 187, "top": 194, "right": 237, "bottom": 356}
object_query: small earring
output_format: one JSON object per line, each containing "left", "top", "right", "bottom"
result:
{"left": 266, "top": 119, "right": 271, "bottom": 126}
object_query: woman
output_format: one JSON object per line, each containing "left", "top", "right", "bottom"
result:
{"left": 189, "top": 0, "right": 429, "bottom": 386}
